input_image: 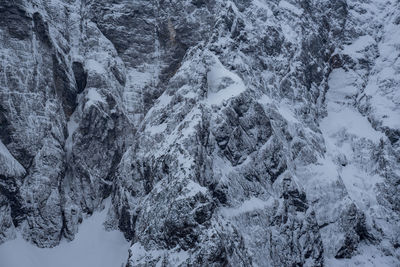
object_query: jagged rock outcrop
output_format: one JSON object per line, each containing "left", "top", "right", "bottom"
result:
{"left": 1, "top": 0, "right": 399, "bottom": 266}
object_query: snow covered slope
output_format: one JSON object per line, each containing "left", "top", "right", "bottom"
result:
{"left": 0, "top": 199, "right": 129, "bottom": 267}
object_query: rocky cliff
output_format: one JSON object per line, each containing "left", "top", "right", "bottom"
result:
{"left": 0, "top": 0, "right": 399, "bottom": 266}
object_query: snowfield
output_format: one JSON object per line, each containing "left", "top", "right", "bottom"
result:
{"left": 0, "top": 199, "right": 129, "bottom": 267}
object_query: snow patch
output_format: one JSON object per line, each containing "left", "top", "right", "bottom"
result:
{"left": 0, "top": 199, "right": 129, "bottom": 267}
{"left": 253, "top": 0, "right": 273, "bottom": 16}
{"left": 146, "top": 122, "right": 167, "bottom": 135}
{"left": 176, "top": 180, "right": 208, "bottom": 200}
{"left": 85, "top": 88, "right": 106, "bottom": 108}
{"left": 321, "top": 68, "right": 384, "bottom": 142}
{"left": 206, "top": 54, "right": 246, "bottom": 105}
{"left": 340, "top": 165, "right": 383, "bottom": 211}
{"left": 327, "top": 68, "right": 358, "bottom": 102}
{"left": 325, "top": 244, "right": 399, "bottom": 267}
{"left": 129, "top": 243, "right": 189, "bottom": 266}
{"left": 127, "top": 69, "right": 153, "bottom": 87}
{"left": 279, "top": 1, "right": 303, "bottom": 16}
{"left": 0, "top": 140, "right": 25, "bottom": 177}
{"left": 65, "top": 115, "right": 79, "bottom": 159}
{"left": 321, "top": 106, "right": 384, "bottom": 142}
{"left": 362, "top": 6, "right": 400, "bottom": 129}
{"left": 257, "top": 94, "right": 273, "bottom": 105}
{"left": 281, "top": 23, "right": 298, "bottom": 43}
{"left": 85, "top": 59, "right": 106, "bottom": 74}
{"left": 342, "top": 35, "right": 376, "bottom": 58}
{"left": 221, "top": 197, "right": 274, "bottom": 218}
{"left": 277, "top": 103, "right": 299, "bottom": 123}
{"left": 258, "top": 95, "right": 298, "bottom": 123}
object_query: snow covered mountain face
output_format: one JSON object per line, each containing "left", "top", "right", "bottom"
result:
{"left": 0, "top": 0, "right": 400, "bottom": 266}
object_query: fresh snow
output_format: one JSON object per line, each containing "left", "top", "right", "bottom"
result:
{"left": 146, "top": 122, "right": 167, "bottom": 135}
{"left": 206, "top": 54, "right": 246, "bottom": 105}
{"left": 325, "top": 244, "right": 399, "bottom": 267}
{"left": 310, "top": 61, "right": 396, "bottom": 263}
{"left": 221, "top": 197, "right": 274, "bottom": 218}
{"left": 0, "top": 140, "right": 25, "bottom": 177}
{"left": 340, "top": 164, "right": 383, "bottom": 212}
{"left": 321, "top": 67, "right": 384, "bottom": 199}
{"left": 85, "top": 59, "right": 106, "bottom": 74}
{"left": 65, "top": 115, "right": 79, "bottom": 159}
{"left": 321, "top": 68, "right": 384, "bottom": 142}
{"left": 124, "top": 68, "right": 156, "bottom": 122}
{"left": 0, "top": 199, "right": 129, "bottom": 267}
{"left": 258, "top": 95, "right": 299, "bottom": 123}
{"left": 277, "top": 103, "right": 299, "bottom": 123}
{"left": 280, "top": 23, "right": 298, "bottom": 43}
{"left": 326, "top": 68, "right": 358, "bottom": 102}
{"left": 129, "top": 242, "right": 189, "bottom": 266}
{"left": 85, "top": 88, "right": 106, "bottom": 108}
{"left": 321, "top": 105, "right": 384, "bottom": 142}
{"left": 252, "top": 0, "right": 273, "bottom": 16}
{"left": 363, "top": 18, "right": 400, "bottom": 129}
{"left": 144, "top": 93, "right": 173, "bottom": 121}
{"left": 278, "top": 1, "right": 303, "bottom": 16}
{"left": 356, "top": 0, "right": 400, "bottom": 130}
{"left": 176, "top": 180, "right": 208, "bottom": 200}
{"left": 342, "top": 35, "right": 375, "bottom": 58}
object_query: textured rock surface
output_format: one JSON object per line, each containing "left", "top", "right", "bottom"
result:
{"left": 0, "top": 0, "right": 399, "bottom": 266}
